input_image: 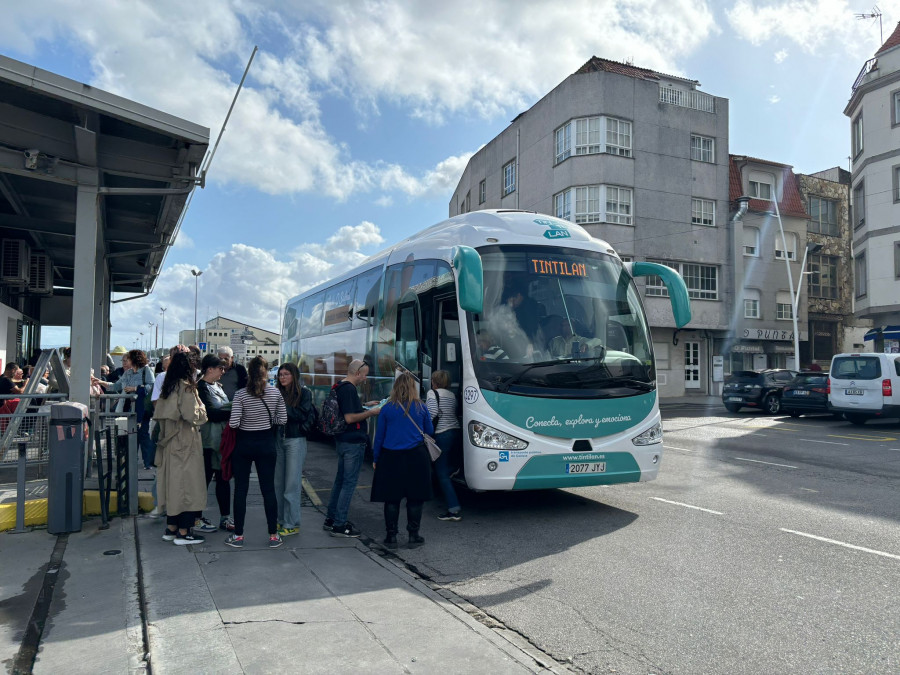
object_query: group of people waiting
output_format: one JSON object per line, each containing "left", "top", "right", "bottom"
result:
{"left": 127, "top": 342, "right": 464, "bottom": 551}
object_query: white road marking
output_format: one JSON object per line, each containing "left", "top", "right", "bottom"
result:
{"left": 780, "top": 529, "right": 900, "bottom": 562}
{"left": 734, "top": 457, "right": 798, "bottom": 469}
{"left": 800, "top": 439, "right": 849, "bottom": 446}
{"left": 664, "top": 444, "right": 693, "bottom": 452}
{"left": 651, "top": 497, "right": 723, "bottom": 515}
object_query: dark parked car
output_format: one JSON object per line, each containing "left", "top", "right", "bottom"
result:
{"left": 781, "top": 371, "right": 835, "bottom": 417}
{"left": 722, "top": 369, "right": 798, "bottom": 414}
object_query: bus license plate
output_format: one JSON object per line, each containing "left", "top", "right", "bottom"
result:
{"left": 566, "top": 462, "right": 606, "bottom": 474}
{"left": 845, "top": 389, "right": 864, "bottom": 396}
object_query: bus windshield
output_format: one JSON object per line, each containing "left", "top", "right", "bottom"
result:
{"left": 467, "top": 245, "right": 654, "bottom": 396}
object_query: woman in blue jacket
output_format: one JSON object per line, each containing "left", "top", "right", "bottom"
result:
{"left": 370, "top": 372, "right": 434, "bottom": 549}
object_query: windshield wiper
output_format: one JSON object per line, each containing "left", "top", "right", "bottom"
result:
{"left": 590, "top": 376, "right": 655, "bottom": 391}
{"left": 496, "top": 356, "right": 606, "bottom": 393}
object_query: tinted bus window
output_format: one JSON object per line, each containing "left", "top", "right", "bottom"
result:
{"left": 353, "top": 267, "right": 382, "bottom": 329}
{"left": 301, "top": 291, "right": 325, "bottom": 338}
{"left": 323, "top": 279, "right": 354, "bottom": 334}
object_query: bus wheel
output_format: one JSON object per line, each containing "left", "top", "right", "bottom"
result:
{"left": 845, "top": 413, "right": 868, "bottom": 426}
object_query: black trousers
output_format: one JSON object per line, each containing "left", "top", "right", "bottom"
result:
{"left": 203, "top": 447, "right": 232, "bottom": 517}
{"left": 384, "top": 500, "right": 424, "bottom": 535}
{"left": 232, "top": 429, "right": 278, "bottom": 536}
{"left": 166, "top": 511, "right": 196, "bottom": 531}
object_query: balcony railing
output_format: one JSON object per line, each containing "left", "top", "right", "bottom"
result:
{"left": 659, "top": 87, "right": 716, "bottom": 113}
{"left": 851, "top": 58, "right": 878, "bottom": 93}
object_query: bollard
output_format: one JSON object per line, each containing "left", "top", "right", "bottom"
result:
{"left": 11, "top": 439, "right": 29, "bottom": 533}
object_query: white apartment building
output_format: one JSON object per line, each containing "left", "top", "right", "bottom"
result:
{"left": 179, "top": 315, "right": 280, "bottom": 365}
{"left": 845, "top": 23, "right": 900, "bottom": 349}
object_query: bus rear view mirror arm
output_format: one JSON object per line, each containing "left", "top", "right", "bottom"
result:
{"left": 627, "top": 262, "right": 692, "bottom": 328}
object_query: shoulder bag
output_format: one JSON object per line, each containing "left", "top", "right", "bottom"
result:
{"left": 430, "top": 388, "right": 441, "bottom": 428}
{"left": 403, "top": 404, "right": 441, "bottom": 461}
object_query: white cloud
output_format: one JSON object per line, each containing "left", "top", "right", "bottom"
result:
{"left": 107, "top": 220, "right": 385, "bottom": 349}
{"left": 768, "top": 95, "right": 781, "bottom": 103}
{"left": 726, "top": 1, "right": 898, "bottom": 57}
{"left": 0, "top": 0, "right": 721, "bottom": 201}
{"left": 375, "top": 195, "right": 394, "bottom": 207}
{"left": 173, "top": 232, "right": 195, "bottom": 249}
{"left": 774, "top": 48, "right": 789, "bottom": 63}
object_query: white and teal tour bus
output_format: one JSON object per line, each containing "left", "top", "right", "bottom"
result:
{"left": 281, "top": 210, "right": 691, "bottom": 491}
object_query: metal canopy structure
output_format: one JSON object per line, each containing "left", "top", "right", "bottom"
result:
{"left": 0, "top": 54, "right": 209, "bottom": 404}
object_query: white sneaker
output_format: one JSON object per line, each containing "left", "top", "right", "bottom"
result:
{"left": 194, "top": 517, "right": 217, "bottom": 533}
{"left": 147, "top": 506, "right": 164, "bottom": 519}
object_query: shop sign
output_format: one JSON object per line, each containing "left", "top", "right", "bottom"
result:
{"left": 742, "top": 328, "right": 794, "bottom": 341}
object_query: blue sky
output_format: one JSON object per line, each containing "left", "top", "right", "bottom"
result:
{"left": 1, "top": 0, "right": 895, "bottom": 350}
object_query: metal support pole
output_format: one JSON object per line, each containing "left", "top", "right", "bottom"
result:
{"left": 127, "top": 413, "right": 138, "bottom": 516}
{"left": 11, "top": 440, "right": 29, "bottom": 533}
{"left": 772, "top": 197, "right": 800, "bottom": 371}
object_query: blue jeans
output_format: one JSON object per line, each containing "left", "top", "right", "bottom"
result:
{"left": 433, "top": 429, "right": 460, "bottom": 512}
{"left": 326, "top": 440, "right": 365, "bottom": 525}
{"left": 139, "top": 412, "right": 156, "bottom": 469}
{"left": 275, "top": 435, "right": 307, "bottom": 529}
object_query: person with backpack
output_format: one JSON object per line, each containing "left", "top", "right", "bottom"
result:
{"left": 225, "top": 357, "right": 287, "bottom": 549}
{"left": 274, "top": 362, "right": 314, "bottom": 538}
{"left": 322, "top": 359, "right": 381, "bottom": 538}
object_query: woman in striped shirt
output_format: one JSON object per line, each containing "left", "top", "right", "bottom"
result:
{"left": 225, "top": 356, "right": 287, "bottom": 549}
{"left": 426, "top": 370, "right": 462, "bottom": 521}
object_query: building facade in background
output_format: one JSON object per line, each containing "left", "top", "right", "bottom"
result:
{"left": 178, "top": 315, "right": 280, "bottom": 365}
{"left": 449, "top": 56, "right": 731, "bottom": 396}
{"left": 727, "top": 156, "right": 810, "bottom": 372}
{"left": 845, "top": 23, "right": 900, "bottom": 349}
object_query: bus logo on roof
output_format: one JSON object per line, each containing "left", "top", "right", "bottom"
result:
{"left": 536, "top": 218, "right": 571, "bottom": 239}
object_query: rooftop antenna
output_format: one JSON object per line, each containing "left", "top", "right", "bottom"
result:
{"left": 855, "top": 5, "right": 883, "bottom": 44}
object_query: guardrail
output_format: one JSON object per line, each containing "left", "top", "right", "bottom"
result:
{"left": 658, "top": 87, "right": 716, "bottom": 113}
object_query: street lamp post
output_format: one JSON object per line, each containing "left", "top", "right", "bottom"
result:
{"left": 160, "top": 306, "right": 167, "bottom": 353}
{"left": 772, "top": 196, "right": 802, "bottom": 371}
{"left": 191, "top": 270, "right": 203, "bottom": 346}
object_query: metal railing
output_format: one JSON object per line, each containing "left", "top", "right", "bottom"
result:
{"left": 0, "top": 394, "right": 66, "bottom": 465}
{"left": 658, "top": 87, "right": 716, "bottom": 113}
{"left": 852, "top": 58, "right": 878, "bottom": 93}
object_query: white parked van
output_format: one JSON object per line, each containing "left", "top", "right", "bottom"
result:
{"left": 828, "top": 352, "right": 900, "bottom": 425}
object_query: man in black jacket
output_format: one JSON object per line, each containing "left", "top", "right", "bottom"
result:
{"left": 217, "top": 346, "right": 248, "bottom": 401}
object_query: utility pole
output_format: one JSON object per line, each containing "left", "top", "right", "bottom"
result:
{"left": 160, "top": 306, "right": 167, "bottom": 353}
{"left": 191, "top": 269, "right": 203, "bottom": 346}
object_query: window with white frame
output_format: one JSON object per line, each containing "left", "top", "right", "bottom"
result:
{"left": 775, "top": 291, "right": 793, "bottom": 320}
{"left": 554, "top": 190, "right": 572, "bottom": 221}
{"left": 893, "top": 90, "right": 900, "bottom": 126}
{"left": 553, "top": 185, "right": 632, "bottom": 225}
{"left": 555, "top": 124, "right": 572, "bottom": 163}
{"left": 749, "top": 180, "right": 772, "bottom": 200}
{"left": 502, "top": 160, "right": 516, "bottom": 196}
{"left": 575, "top": 186, "right": 601, "bottom": 223}
{"left": 743, "top": 226, "right": 759, "bottom": 256}
{"left": 853, "top": 180, "right": 865, "bottom": 228}
{"left": 478, "top": 179, "right": 486, "bottom": 204}
{"left": 645, "top": 260, "right": 718, "bottom": 300}
{"left": 605, "top": 186, "right": 633, "bottom": 224}
{"left": 744, "top": 289, "right": 760, "bottom": 319}
{"left": 690, "top": 134, "right": 714, "bottom": 162}
{"left": 775, "top": 231, "right": 797, "bottom": 260}
{"left": 691, "top": 198, "right": 715, "bottom": 226}
{"left": 855, "top": 251, "right": 867, "bottom": 297}
{"left": 852, "top": 113, "right": 863, "bottom": 157}
{"left": 605, "top": 118, "right": 632, "bottom": 156}
{"left": 554, "top": 116, "right": 632, "bottom": 162}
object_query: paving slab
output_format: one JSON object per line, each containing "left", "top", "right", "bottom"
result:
{"left": 0, "top": 528, "right": 55, "bottom": 670}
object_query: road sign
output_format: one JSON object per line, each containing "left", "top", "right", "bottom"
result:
{"left": 198, "top": 342, "right": 207, "bottom": 351}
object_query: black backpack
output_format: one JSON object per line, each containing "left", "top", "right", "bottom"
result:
{"left": 299, "top": 386, "right": 318, "bottom": 436}
{"left": 319, "top": 382, "right": 348, "bottom": 436}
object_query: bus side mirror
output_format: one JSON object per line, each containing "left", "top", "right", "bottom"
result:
{"left": 453, "top": 245, "right": 483, "bottom": 314}
{"left": 627, "top": 262, "right": 692, "bottom": 328}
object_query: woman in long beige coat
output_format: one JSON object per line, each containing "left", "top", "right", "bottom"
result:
{"left": 154, "top": 352, "right": 208, "bottom": 545}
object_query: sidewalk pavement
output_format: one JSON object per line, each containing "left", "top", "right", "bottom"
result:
{"left": 2, "top": 485, "right": 571, "bottom": 673}
{"left": 659, "top": 394, "right": 723, "bottom": 409}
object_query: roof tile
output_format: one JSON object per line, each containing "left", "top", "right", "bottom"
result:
{"left": 876, "top": 22, "right": 900, "bottom": 56}
{"left": 729, "top": 155, "right": 808, "bottom": 218}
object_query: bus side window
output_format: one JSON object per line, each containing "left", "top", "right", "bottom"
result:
{"left": 353, "top": 267, "right": 382, "bottom": 329}
{"left": 395, "top": 303, "right": 419, "bottom": 373}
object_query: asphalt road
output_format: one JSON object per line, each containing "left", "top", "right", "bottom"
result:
{"left": 302, "top": 405, "right": 900, "bottom": 674}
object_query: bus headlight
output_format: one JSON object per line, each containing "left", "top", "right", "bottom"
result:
{"left": 469, "top": 421, "right": 528, "bottom": 450}
{"left": 631, "top": 423, "right": 662, "bottom": 446}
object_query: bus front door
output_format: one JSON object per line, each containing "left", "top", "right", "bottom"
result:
{"left": 395, "top": 301, "right": 421, "bottom": 379}
{"left": 436, "top": 296, "right": 462, "bottom": 398}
